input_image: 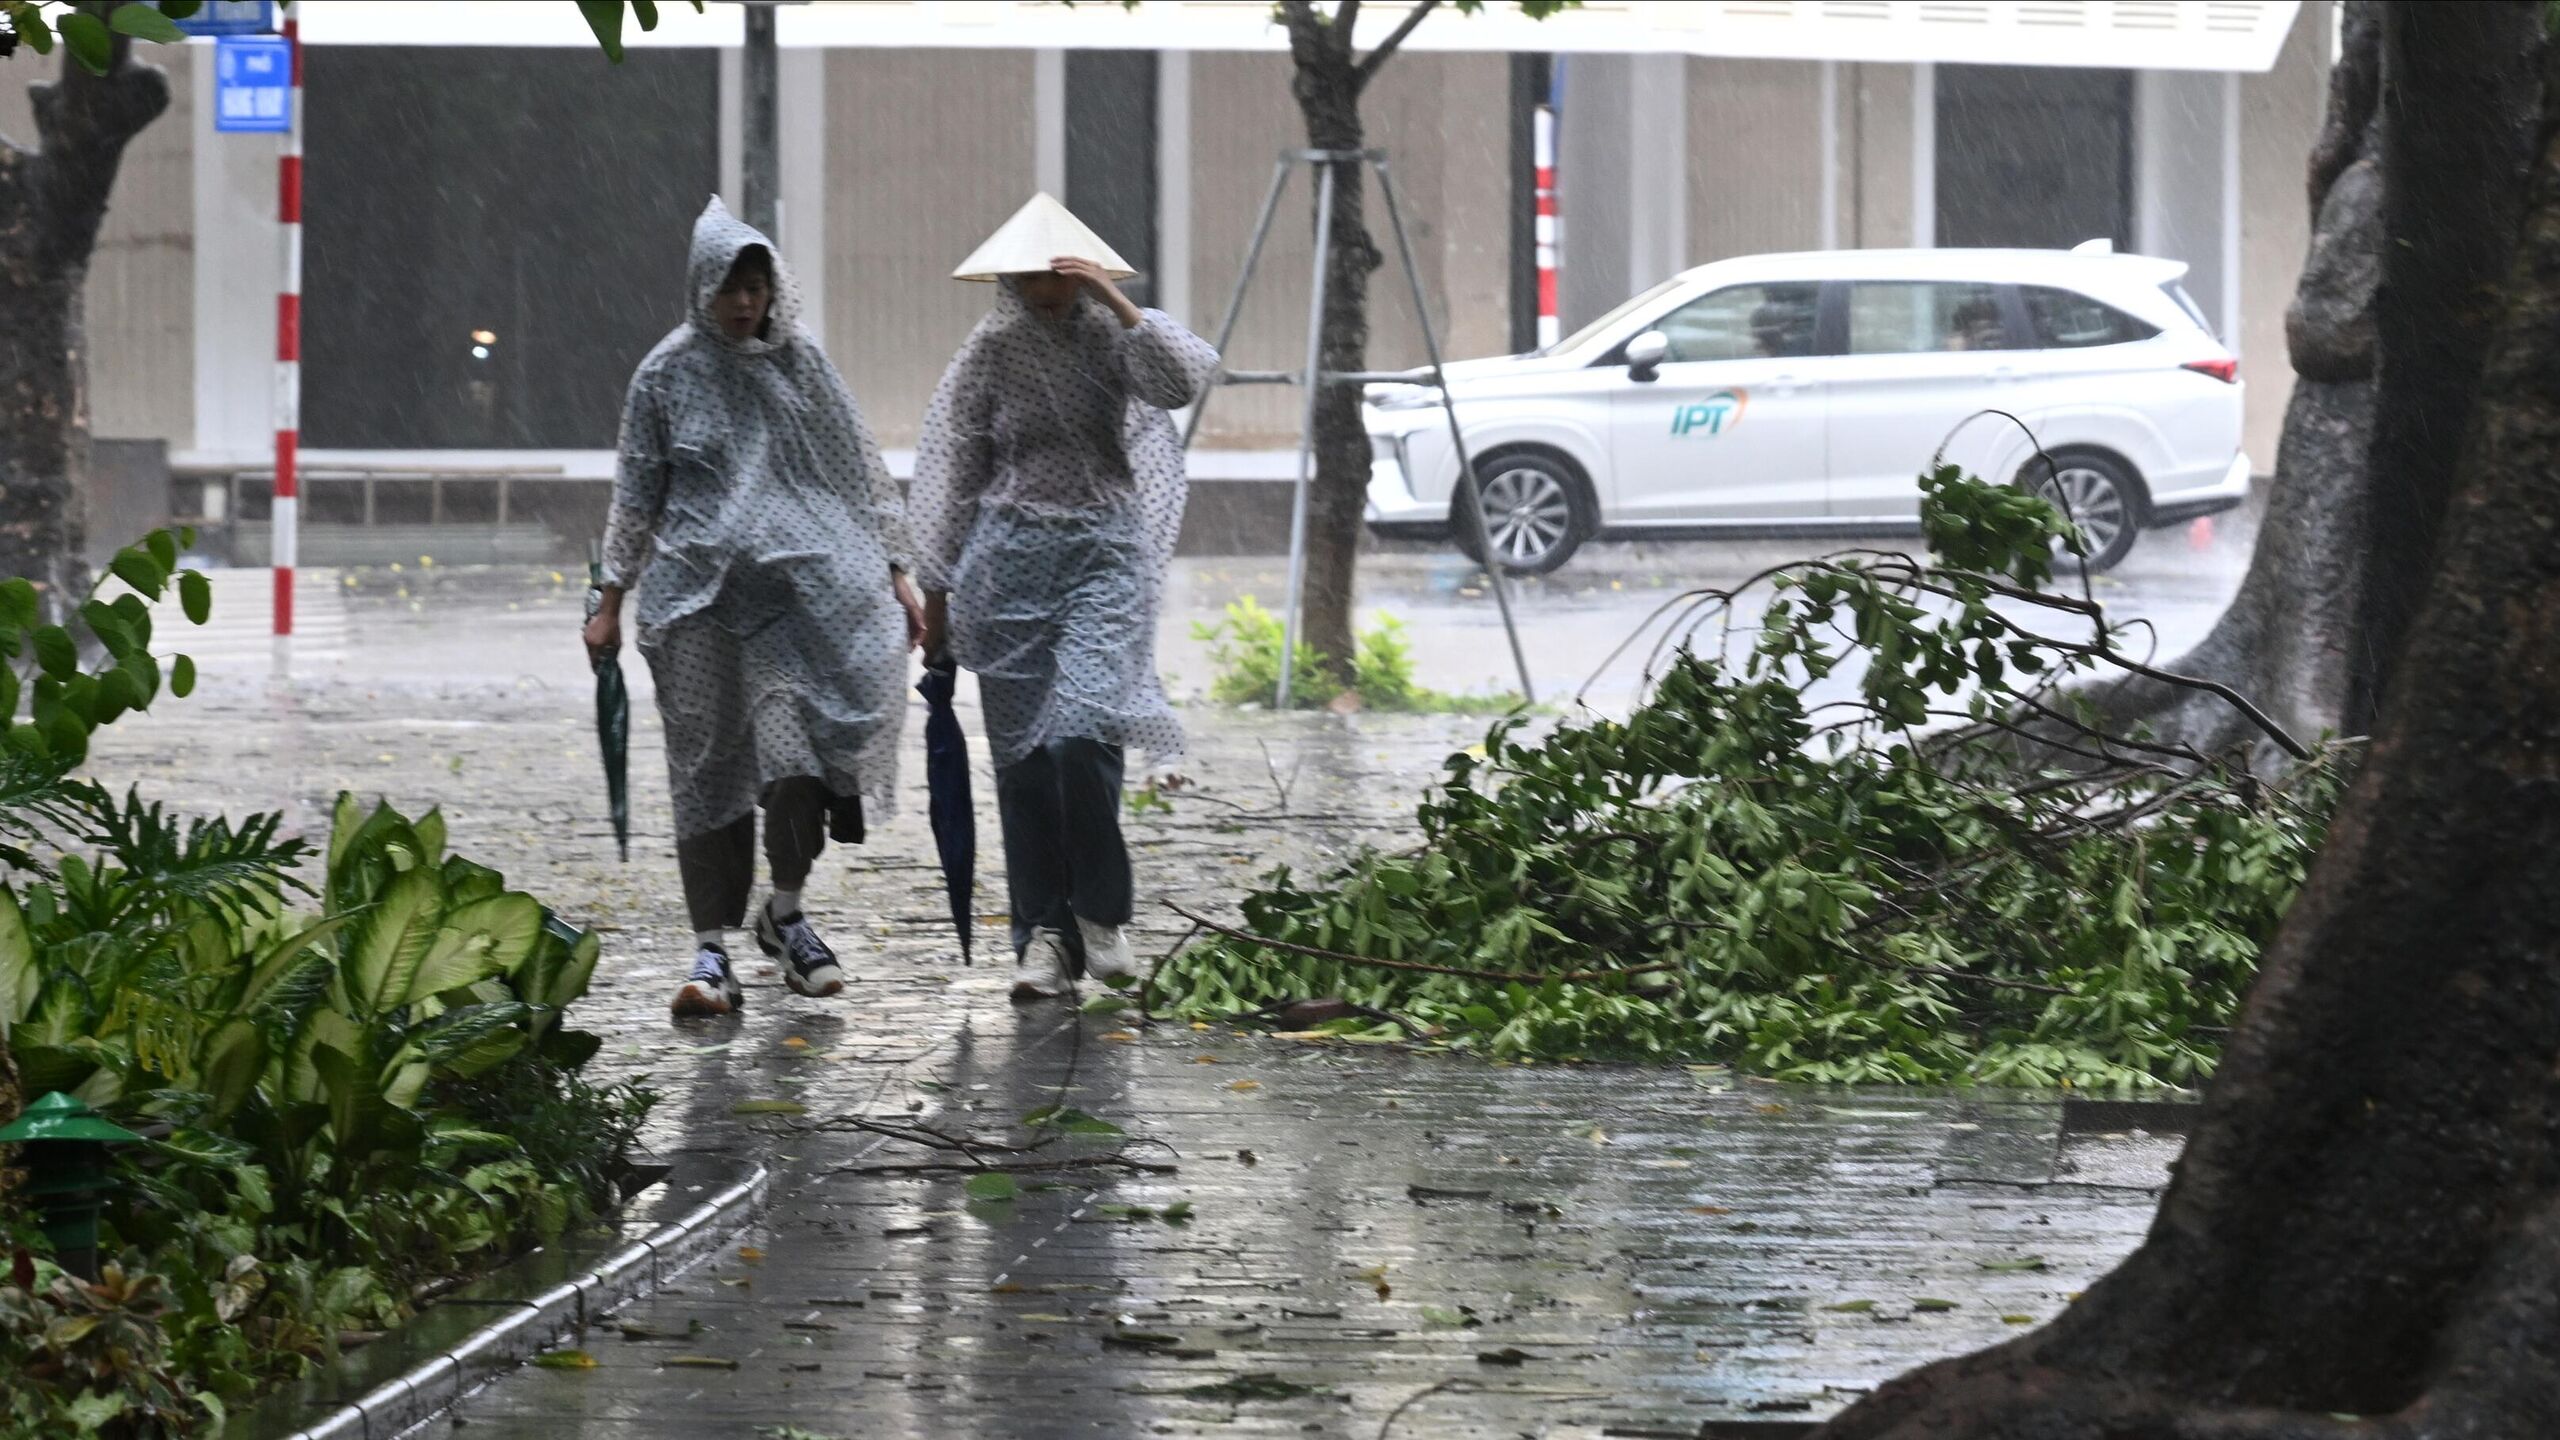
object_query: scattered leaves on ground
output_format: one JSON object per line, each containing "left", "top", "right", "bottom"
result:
{"left": 730, "top": 1099, "right": 808, "bottom": 1116}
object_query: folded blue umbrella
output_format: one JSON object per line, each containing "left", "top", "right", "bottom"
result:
{"left": 916, "top": 656, "right": 976, "bottom": 964}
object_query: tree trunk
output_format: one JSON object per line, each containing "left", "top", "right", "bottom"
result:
{"left": 1283, "top": 3, "right": 1383, "bottom": 691}
{"left": 1812, "top": 23, "right": 2560, "bottom": 1440}
{"left": 0, "top": 36, "right": 170, "bottom": 619}
{"left": 2342, "top": 1, "right": 2546, "bottom": 733}
{"left": 2079, "top": 2, "right": 2538, "bottom": 765}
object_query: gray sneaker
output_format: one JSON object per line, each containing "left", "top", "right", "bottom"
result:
{"left": 756, "top": 900, "right": 845, "bottom": 998}
{"left": 671, "top": 944, "right": 743, "bottom": 1018}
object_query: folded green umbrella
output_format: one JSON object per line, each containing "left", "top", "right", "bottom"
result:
{"left": 586, "top": 560, "right": 631, "bottom": 863}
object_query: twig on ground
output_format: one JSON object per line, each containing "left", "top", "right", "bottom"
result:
{"left": 1378, "top": 1379, "right": 1471, "bottom": 1439}
{"left": 830, "top": 1154, "right": 1179, "bottom": 1179}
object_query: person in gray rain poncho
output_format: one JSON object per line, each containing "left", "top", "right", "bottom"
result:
{"left": 912, "top": 195, "right": 1219, "bottom": 1002}
{"left": 584, "top": 198, "right": 924, "bottom": 1019}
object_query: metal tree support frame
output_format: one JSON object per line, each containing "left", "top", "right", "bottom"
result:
{"left": 1183, "top": 148, "right": 1536, "bottom": 710}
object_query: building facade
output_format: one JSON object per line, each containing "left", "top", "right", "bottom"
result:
{"left": 0, "top": 0, "right": 2329, "bottom": 559}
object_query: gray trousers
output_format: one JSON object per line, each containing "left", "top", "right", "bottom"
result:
{"left": 675, "top": 777, "right": 859, "bottom": 933}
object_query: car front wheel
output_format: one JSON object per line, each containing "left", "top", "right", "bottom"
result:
{"left": 2027, "top": 452, "right": 2145, "bottom": 572}
{"left": 1452, "top": 453, "right": 1592, "bottom": 576}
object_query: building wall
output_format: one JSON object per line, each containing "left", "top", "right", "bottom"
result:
{"left": 1184, "top": 50, "right": 1511, "bottom": 448}
{"left": 821, "top": 48, "right": 1037, "bottom": 450}
{"left": 2136, "top": 68, "right": 2229, "bottom": 331}
{"left": 1687, "top": 58, "right": 1824, "bottom": 262}
{"left": 2239, "top": 0, "right": 2330, "bottom": 465}
{"left": 1843, "top": 61, "right": 1917, "bottom": 249}
{"left": 0, "top": 46, "right": 194, "bottom": 448}
{"left": 1555, "top": 52, "right": 1631, "bottom": 334}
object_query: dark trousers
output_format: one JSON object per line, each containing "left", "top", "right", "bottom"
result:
{"left": 997, "top": 738, "right": 1131, "bottom": 961}
{"left": 676, "top": 777, "right": 859, "bottom": 933}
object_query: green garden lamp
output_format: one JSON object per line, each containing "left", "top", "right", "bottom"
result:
{"left": 0, "top": 1092, "right": 139, "bottom": 1281}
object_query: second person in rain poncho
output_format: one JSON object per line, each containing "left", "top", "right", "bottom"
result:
{"left": 912, "top": 194, "right": 1220, "bottom": 1002}
{"left": 586, "top": 198, "right": 922, "bottom": 1018}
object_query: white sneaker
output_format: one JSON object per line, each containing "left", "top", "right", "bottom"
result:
{"left": 1077, "top": 917, "right": 1142, "bottom": 989}
{"left": 1010, "top": 928, "right": 1074, "bottom": 1002}
{"left": 670, "top": 945, "right": 743, "bottom": 1019}
{"left": 755, "top": 899, "right": 845, "bottom": 998}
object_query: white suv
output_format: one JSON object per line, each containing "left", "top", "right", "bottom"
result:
{"left": 1364, "top": 246, "right": 2248, "bottom": 573}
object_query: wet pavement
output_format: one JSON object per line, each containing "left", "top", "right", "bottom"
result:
{"left": 80, "top": 535, "right": 2239, "bottom": 1436}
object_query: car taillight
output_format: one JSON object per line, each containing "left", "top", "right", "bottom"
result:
{"left": 2182, "top": 358, "right": 2240, "bottom": 384}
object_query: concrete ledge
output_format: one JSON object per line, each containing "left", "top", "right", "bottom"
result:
{"left": 2059, "top": 1096, "right": 2203, "bottom": 1135}
{"left": 226, "top": 1154, "right": 768, "bottom": 1440}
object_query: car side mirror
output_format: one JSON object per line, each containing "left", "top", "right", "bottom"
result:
{"left": 1625, "top": 330, "right": 1669, "bottom": 382}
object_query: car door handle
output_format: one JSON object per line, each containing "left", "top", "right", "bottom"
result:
{"left": 1768, "top": 374, "right": 1802, "bottom": 393}
{"left": 1988, "top": 365, "right": 2018, "bottom": 383}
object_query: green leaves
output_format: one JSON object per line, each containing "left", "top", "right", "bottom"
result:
{"left": 575, "top": 0, "right": 628, "bottom": 62}
{"left": 0, "top": 883, "right": 36, "bottom": 1037}
{"left": 109, "top": 3, "right": 187, "bottom": 44}
{"left": 56, "top": 8, "right": 111, "bottom": 73}
{"left": 965, "top": 1172, "right": 1019, "bottom": 1202}
{"left": 1150, "top": 472, "right": 2345, "bottom": 1088}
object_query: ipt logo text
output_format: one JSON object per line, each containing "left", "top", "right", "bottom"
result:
{"left": 1670, "top": 390, "right": 1747, "bottom": 437}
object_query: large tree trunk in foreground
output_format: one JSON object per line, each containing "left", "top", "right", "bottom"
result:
{"left": 2079, "top": 3, "right": 2380, "bottom": 761}
{"left": 2086, "top": 2, "right": 2538, "bottom": 764}
{"left": 0, "top": 36, "right": 169, "bottom": 620}
{"left": 1814, "top": 25, "right": 2560, "bottom": 1440}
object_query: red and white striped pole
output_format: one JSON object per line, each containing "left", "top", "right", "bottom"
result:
{"left": 1533, "top": 102, "right": 1559, "bottom": 350}
{"left": 272, "top": 13, "right": 302, "bottom": 637}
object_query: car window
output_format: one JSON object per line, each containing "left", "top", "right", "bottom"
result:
{"left": 2160, "top": 280, "right": 2215, "bottom": 337}
{"left": 1845, "top": 281, "right": 2012, "bottom": 355}
{"left": 2021, "top": 286, "right": 2161, "bottom": 348}
{"left": 1552, "top": 276, "right": 1689, "bottom": 356}
{"left": 1648, "top": 283, "right": 1820, "bottom": 363}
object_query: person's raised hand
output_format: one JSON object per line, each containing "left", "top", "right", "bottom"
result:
{"left": 1052, "top": 255, "right": 1142, "bottom": 327}
{"left": 893, "top": 572, "right": 928, "bottom": 653}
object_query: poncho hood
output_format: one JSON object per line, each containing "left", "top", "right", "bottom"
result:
{"left": 687, "top": 196, "right": 803, "bottom": 353}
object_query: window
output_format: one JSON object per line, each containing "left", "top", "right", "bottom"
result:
{"left": 303, "top": 47, "right": 718, "bottom": 447}
{"left": 2021, "top": 286, "right": 2160, "bottom": 348}
{"left": 2160, "top": 281, "right": 2215, "bottom": 338}
{"left": 1845, "top": 281, "right": 2012, "bottom": 356}
{"left": 1556, "top": 277, "right": 1687, "bottom": 356}
{"left": 1648, "top": 283, "right": 1820, "bottom": 363}
{"left": 1065, "top": 50, "right": 1158, "bottom": 307}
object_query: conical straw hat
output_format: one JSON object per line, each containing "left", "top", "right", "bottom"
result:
{"left": 951, "top": 192, "right": 1136, "bottom": 281}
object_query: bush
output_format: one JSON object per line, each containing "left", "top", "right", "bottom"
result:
{"left": 0, "top": 536, "right": 650, "bottom": 1437}
{"left": 1155, "top": 469, "right": 2348, "bottom": 1090}
{"left": 1193, "top": 597, "right": 1519, "bottom": 713}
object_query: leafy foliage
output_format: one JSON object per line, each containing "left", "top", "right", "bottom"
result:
{"left": 1194, "top": 597, "right": 1519, "bottom": 713}
{"left": 1157, "top": 469, "right": 2347, "bottom": 1089}
{"left": 0, "top": 546, "right": 647, "bottom": 1436}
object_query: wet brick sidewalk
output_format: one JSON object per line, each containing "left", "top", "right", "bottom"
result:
{"left": 86, "top": 573, "right": 2180, "bottom": 1438}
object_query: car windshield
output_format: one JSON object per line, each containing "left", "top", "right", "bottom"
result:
{"left": 1545, "top": 276, "right": 1690, "bottom": 356}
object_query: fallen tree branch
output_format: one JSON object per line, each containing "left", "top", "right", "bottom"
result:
{"left": 1164, "top": 900, "right": 1674, "bottom": 985}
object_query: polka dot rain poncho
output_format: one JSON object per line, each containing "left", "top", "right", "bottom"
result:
{"left": 601, "top": 197, "right": 913, "bottom": 841}
{"left": 910, "top": 280, "right": 1220, "bottom": 773}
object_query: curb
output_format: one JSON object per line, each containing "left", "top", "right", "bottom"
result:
{"left": 237, "top": 1157, "right": 768, "bottom": 1440}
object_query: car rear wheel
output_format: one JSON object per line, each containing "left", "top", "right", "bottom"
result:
{"left": 1452, "top": 452, "right": 1593, "bottom": 576}
{"left": 2027, "top": 452, "right": 2145, "bottom": 572}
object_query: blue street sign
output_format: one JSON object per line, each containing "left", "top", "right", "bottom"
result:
{"left": 173, "top": 1, "right": 275, "bottom": 37}
{"left": 213, "top": 35, "right": 291, "bottom": 134}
